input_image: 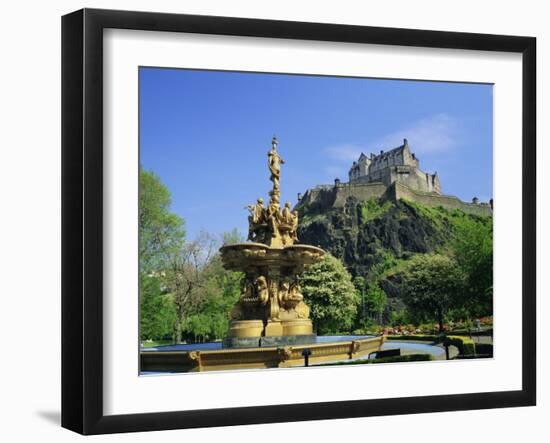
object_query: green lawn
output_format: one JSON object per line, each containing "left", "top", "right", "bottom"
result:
{"left": 140, "top": 340, "right": 174, "bottom": 348}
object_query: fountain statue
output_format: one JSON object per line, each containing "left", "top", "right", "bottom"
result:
{"left": 220, "top": 137, "right": 325, "bottom": 347}
{"left": 141, "top": 137, "right": 385, "bottom": 370}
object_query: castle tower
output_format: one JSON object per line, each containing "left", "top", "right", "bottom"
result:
{"left": 347, "top": 138, "right": 442, "bottom": 195}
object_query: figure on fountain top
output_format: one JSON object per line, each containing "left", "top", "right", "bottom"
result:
{"left": 268, "top": 136, "right": 284, "bottom": 191}
{"left": 246, "top": 137, "right": 299, "bottom": 247}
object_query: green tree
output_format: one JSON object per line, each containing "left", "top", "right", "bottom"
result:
{"left": 353, "top": 251, "right": 395, "bottom": 325}
{"left": 388, "top": 308, "right": 410, "bottom": 327}
{"left": 139, "top": 167, "right": 185, "bottom": 273}
{"left": 300, "top": 254, "right": 360, "bottom": 335}
{"left": 139, "top": 167, "right": 185, "bottom": 342}
{"left": 450, "top": 216, "right": 493, "bottom": 317}
{"left": 164, "top": 231, "right": 218, "bottom": 342}
{"left": 391, "top": 254, "right": 466, "bottom": 332}
{"left": 353, "top": 276, "right": 366, "bottom": 321}
{"left": 183, "top": 251, "right": 243, "bottom": 341}
{"left": 165, "top": 230, "right": 245, "bottom": 343}
{"left": 221, "top": 228, "right": 245, "bottom": 245}
{"left": 363, "top": 284, "right": 387, "bottom": 319}
{"left": 353, "top": 276, "right": 387, "bottom": 324}
{"left": 139, "top": 273, "right": 177, "bottom": 341}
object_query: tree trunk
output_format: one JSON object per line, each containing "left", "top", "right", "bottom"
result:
{"left": 174, "top": 319, "right": 182, "bottom": 343}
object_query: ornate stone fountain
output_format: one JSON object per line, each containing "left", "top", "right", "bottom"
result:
{"left": 141, "top": 137, "right": 385, "bottom": 370}
{"left": 220, "top": 137, "right": 325, "bottom": 347}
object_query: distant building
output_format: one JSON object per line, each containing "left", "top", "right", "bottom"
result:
{"left": 348, "top": 139, "right": 441, "bottom": 194}
{"left": 296, "top": 138, "right": 492, "bottom": 217}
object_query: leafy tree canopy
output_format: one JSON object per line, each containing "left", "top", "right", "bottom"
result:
{"left": 139, "top": 167, "right": 185, "bottom": 273}
{"left": 182, "top": 252, "right": 243, "bottom": 341}
{"left": 139, "top": 167, "right": 186, "bottom": 341}
{"left": 301, "top": 254, "right": 360, "bottom": 335}
{"left": 450, "top": 215, "right": 493, "bottom": 317}
{"left": 389, "top": 254, "right": 466, "bottom": 332}
{"left": 139, "top": 273, "right": 177, "bottom": 341}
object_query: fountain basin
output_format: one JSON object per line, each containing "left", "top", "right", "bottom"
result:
{"left": 141, "top": 335, "right": 386, "bottom": 373}
{"left": 220, "top": 242, "right": 325, "bottom": 271}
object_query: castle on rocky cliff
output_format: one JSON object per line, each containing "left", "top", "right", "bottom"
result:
{"left": 348, "top": 139, "right": 441, "bottom": 194}
{"left": 296, "top": 139, "right": 492, "bottom": 217}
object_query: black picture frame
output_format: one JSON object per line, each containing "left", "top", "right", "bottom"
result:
{"left": 61, "top": 8, "right": 536, "bottom": 435}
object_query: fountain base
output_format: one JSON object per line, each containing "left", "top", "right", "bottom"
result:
{"left": 259, "top": 334, "right": 317, "bottom": 348}
{"left": 219, "top": 242, "right": 325, "bottom": 351}
{"left": 223, "top": 318, "right": 316, "bottom": 348}
{"left": 222, "top": 334, "right": 318, "bottom": 349}
{"left": 141, "top": 335, "right": 386, "bottom": 372}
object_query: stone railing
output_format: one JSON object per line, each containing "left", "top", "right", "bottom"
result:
{"left": 141, "top": 335, "right": 386, "bottom": 372}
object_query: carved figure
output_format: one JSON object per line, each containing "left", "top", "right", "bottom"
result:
{"left": 268, "top": 136, "right": 284, "bottom": 190}
{"left": 255, "top": 276, "right": 269, "bottom": 305}
{"left": 266, "top": 194, "right": 281, "bottom": 239}
{"left": 279, "top": 202, "right": 299, "bottom": 244}
{"left": 291, "top": 210, "right": 299, "bottom": 241}
{"left": 281, "top": 201, "right": 293, "bottom": 223}
{"left": 246, "top": 198, "right": 265, "bottom": 223}
{"left": 246, "top": 198, "right": 266, "bottom": 241}
{"left": 282, "top": 281, "right": 303, "bottom": 309}
{"left": 278, "top": 279, "right": 290, "bottom": 303}
{"left": 294, "top": 301, "right": 310, "bottom": 319}
{"left": 277, "top": 346, "right": 293, "bottom": 361}
{"left": 288, "top": 281, "right": 303, "bottom": 302}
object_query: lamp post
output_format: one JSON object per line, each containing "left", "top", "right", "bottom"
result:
{"left": 302, "top": 348, "right": 312, "bottom": 367}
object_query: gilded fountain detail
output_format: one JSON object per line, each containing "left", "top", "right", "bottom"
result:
{"left": 220, "top": 137, "right": 325, "bottom": 347}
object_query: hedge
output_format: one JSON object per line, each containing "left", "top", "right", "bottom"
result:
{"left": 386, "top": 334, "right": 438, "bottom": 342}
{"left": 446, "top": 336, "right": 475, "bottom": 355}
{"left": 444, "top": 328, "right": 493, "bottom": 337}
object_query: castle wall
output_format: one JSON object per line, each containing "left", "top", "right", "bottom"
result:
{"left": 299, "top": 181, "right": 491, "bottom": 218}
{"left": 353, "top": 166, "right": 441, "bottom": 194}
{"left": 332, "top": 182, "right": 388, "bottom": 207}
{"left": 394, "top": 168, "right": 441, "bottom": 194}
{"left": 388, "top": 182, "right": 492, "bottom": 217}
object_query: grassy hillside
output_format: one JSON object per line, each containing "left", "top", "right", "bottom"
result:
{"left": 297, "top": 196, "right": 493, "bottom": 326}
{"left": 299, "top": 197, "right": 490, "bottom": 276}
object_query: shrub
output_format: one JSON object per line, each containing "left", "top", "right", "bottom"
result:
{"left": 301, "top": 254, "right": 360, "bottom": 334}
{"left": 446, "top": 335, "right": 476, "bottom": 355}
{"left": 386, "top": 334, "right": 438, "bottom": 342}
{"left": 360, "top": 198, "right": 393, "bottom": 224}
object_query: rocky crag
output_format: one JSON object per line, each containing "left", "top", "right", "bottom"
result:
{"left": 297, "top": 196, "right": 490, "bottom": 279}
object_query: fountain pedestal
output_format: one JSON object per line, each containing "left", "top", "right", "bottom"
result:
{"left": 220, "top": 242, "right": 324, "bottom": 348}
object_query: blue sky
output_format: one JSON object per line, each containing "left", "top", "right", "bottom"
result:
{"left": 140, "top": 67, "right": 493, "bottom": 241}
